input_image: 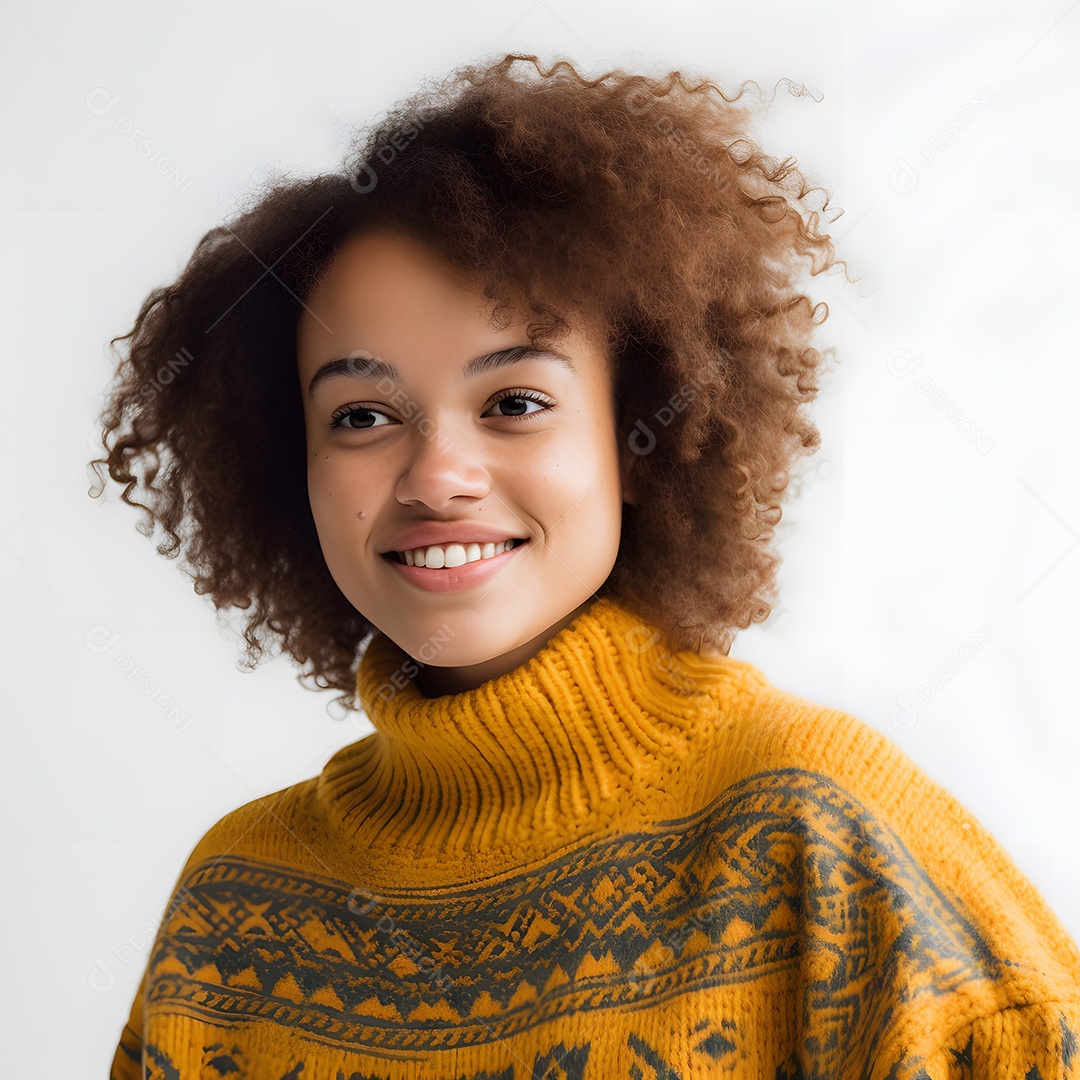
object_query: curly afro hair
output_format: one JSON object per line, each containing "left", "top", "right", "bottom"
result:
{"left": 88, "top": 53, "right": 844, "bottom": 714}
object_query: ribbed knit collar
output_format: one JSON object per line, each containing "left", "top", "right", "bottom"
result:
{"left": 318, "top": 595, "right": 764, "bottom": 865}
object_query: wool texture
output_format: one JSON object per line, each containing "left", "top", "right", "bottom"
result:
{"left": 110, "top": 596, "right": 1080, "bottom": 1079}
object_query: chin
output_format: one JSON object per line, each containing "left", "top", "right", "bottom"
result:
{"left": 382, "top": 610, "right": 542, "bottom": 670}
{"left": 416, "top": 627, "right": 530, "bottom": 669}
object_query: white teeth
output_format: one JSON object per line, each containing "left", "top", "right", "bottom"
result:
{"left": 399, "top": 539, "right": 520, "bottom": 567}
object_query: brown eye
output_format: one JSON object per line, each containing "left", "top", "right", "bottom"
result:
{"left": 328, "top": 405, "right": 395, "bottom": 430}
{"left": 493, "top": 396, "right": 536, "bottom": 416}
{"left": 483, "top": 389, "right": 554, "bottom": 419}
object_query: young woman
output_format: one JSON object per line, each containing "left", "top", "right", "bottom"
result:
{"left": 93, "top": 54, "right": 1080, "bottom": 1080}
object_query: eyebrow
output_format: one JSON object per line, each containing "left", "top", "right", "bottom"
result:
{"left": 307, "top": 345, "right": 575, "bottom": 397}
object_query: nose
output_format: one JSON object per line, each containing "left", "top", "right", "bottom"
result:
{"left": 394, "top": 417, "right": 491, "bottom": 509}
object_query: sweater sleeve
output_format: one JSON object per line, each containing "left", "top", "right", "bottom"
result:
{"left": 108, "top": 965, "right": 146, "bottom": 1080}
{"left": 103, "top": 794, "right": 290, "bottom": 1079}
{"left": 918, "top": 998, "right": 1080, "bottom": 1078}
{"left": 105, "top": 809, "right": 236, "bottom": 1079}
{"left": 741, "top": 687, "right": 1080, "bottom": 1076}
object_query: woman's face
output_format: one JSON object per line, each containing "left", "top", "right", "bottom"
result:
{"left": 296, "top": 229, "right": 634, "bottom": 695}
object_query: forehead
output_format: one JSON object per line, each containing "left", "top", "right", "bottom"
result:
{"left": 298, "top": 229, "right": 610, "bottom": 374}
{"left": 305, "top": 230, "right": 495, "bottom": 329}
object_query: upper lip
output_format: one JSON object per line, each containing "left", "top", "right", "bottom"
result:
{"left": 380, "top": 523, "right": 528, "bottom": 555}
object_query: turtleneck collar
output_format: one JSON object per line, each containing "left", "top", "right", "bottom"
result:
{"left": 318, "top": 595, "right": 764, "bottom": 865}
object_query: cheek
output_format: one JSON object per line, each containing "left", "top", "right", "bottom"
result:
{"left": 547, "top": 430, "right": 624, "bottom": 534}
{"left": 306, "top": 457, "right": 337, "bottom": 519}
{"left": 307, "top": 456, "right": 364, "bottom": 540}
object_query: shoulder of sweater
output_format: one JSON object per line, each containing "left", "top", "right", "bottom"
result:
{"left": 714, "top": 671, "right": 989, "bottom": 865}
{"left": 624, "top": 647, "right": 926, "bottom": 815}
{"left": 695, "top": 670, "right": 1080, "bottom": 1000}
{"left": 173, "top": 772, "right": 325, "bottom": 884}
{"left": 699, "top": 664, "right": 930, "bottom": 811}
{"left": 661, "top": 654, "right": 947, "bottom": 845}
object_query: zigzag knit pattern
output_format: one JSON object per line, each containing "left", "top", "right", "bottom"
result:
{"left": 111, "top": 596, "right": 1080, "bottom": 1078}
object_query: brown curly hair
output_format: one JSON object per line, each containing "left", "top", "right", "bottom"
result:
{"left": 87, "top": 53, "right": 844, "bottom": 714}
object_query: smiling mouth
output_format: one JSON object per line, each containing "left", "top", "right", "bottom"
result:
{"left": 385, "top": 538, "right": 529, "bottom": 567}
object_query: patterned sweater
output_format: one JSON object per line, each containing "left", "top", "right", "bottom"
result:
{"left": 110, "top": 596, "right": 1080, "bottom": 1079}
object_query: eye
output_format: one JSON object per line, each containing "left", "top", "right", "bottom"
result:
{"left": 328, "top": 404, "right": 397, "bottom": 431}
{"left": 482, "top": 389, "right": 555, "bottom": 420}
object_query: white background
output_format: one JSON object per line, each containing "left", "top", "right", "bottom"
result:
{"left": 2, "top": 0, "right": 1077, "bottom": 1071}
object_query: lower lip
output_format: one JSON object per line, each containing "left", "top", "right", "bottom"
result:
{"left": 382, "top": 541, "right": 529, "bottom": 593}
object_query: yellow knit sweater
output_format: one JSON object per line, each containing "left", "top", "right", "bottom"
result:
{"left": 110, "top": 596, "right": 1080, "bottom": 1079}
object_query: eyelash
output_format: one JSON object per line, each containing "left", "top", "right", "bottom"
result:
{"left": 327, "top": 388, "right": 556, "bottom": 431}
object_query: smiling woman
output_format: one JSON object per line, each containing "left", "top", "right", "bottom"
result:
{"left": 297, "top": 228, "right": 632, "bottom": 695}
{"left": 89, "top": 53, "right": 1080, "bottom": 1080}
